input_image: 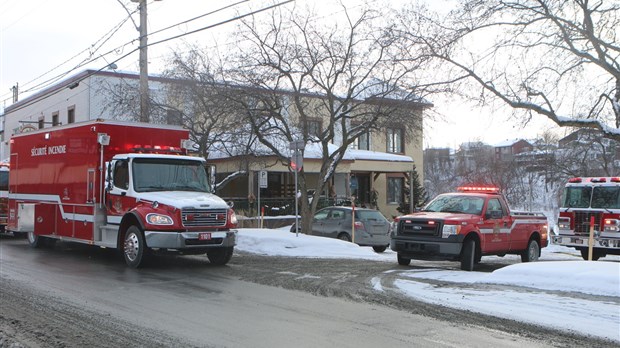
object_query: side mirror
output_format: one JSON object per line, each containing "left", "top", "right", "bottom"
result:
{"left": 105, "top": 161, "right": 113, "bottom": 191}
{"left": 206, "top": 164, "right": 216, "bottom": 192}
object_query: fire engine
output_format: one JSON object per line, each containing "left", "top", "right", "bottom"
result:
{"left": 7, "top": 120, "right": 238, "bottom": 268}
{"left": 553, "top": 177, "right": 620, "bottom": 260}
{"left": 390, "top": 186, "right": 549, "bottom": 271}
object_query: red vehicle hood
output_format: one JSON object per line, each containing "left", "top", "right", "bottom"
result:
{"left": 398, "top": 211, "right": 479, "bottom": 223}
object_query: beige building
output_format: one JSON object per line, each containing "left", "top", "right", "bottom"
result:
{"left": 2, "top": 69, "right": 431, "bottom": 219}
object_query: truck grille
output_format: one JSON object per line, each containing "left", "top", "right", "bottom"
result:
{"left": 573, "top": 211, "right": 602, "bottom": 234}
{"left": 398, "top": 219, "right": 442, "bottom": 237}
{"left": 181, "top": 208, "right": 227, "bottom": 227}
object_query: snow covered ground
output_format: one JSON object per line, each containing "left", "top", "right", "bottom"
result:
{"left": 236, "top": 228, "right": 620, "bottom": 342}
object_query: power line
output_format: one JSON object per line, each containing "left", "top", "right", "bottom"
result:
{"left": 2, "top": 0, "right": 254, "bottom": 102}
{"left": 3, "top": 0, "right": 295, "bottom": 116}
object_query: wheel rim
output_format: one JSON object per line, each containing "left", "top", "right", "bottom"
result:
{"left": 124, "top": 232, "right": 140, "bottom": 262}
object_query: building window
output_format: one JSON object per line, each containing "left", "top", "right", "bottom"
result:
{"left": 52, "top": 112, "right": 59, "bottom": 126}
{"left": 306, "top": 119, "right": 321, "bottom": 138}
{"left": 387, "top": 127, "right": 404, "bottom": 153}
{"left": 38, "top": 117, "right": 45, "bottom": 129}
{"left": 67, "top": 106, "right": 75, "bottom": 124}
{"left": 357, "top": 130, "right": 370, "bottom": 150}
{"left": 387, "top": 177, "right": 404, "bottom": 204}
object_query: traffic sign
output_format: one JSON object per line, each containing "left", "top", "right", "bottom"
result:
{"left": 259, "top": 170, "right": 268, "bottom": 188}
{"left": 290, "top": 151, "right": 303, "bottom": 172}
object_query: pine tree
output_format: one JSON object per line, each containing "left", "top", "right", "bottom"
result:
{"left": 397, "top": 164, "right": 428, "bottom": 214}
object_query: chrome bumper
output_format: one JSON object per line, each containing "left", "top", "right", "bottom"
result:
{"left": 145, "top": 230, "right": 236, "bottom": 249}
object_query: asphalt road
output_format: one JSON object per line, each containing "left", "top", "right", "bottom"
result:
{"left": 0, "top": 236, "right": 611, "bottom": 348}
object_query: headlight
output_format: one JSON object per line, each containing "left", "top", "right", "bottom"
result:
{"left": 604, "top": 219, "right": 620, "bottom": 232}
{"left": 442, "top": 224, "right": 461, "bottom": 238}
{"left": 557, "top": 217, "right": 571, "bottom": 230}
{"left": 146, "top": 213, "right": 173, "bottom": 225}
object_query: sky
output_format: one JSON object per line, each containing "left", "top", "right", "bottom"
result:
{"left": 236, "top": 227, "right": 620, "bottom": 342}
{"left": 0, "top": 0, "right": 563, "bottom": 149}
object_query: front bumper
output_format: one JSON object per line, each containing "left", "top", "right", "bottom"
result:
{"left": 145, "top": 230, "right": 236, "bottom": 249}
{"left": 552, "top": 235, "right": 620, "bottom": 250}
{"left": 390, "top": 235, "right": 464, "bottom": 258}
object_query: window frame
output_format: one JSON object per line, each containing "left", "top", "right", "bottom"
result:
{"left": 386, "top": 127, "right": 404, "bottom": 153}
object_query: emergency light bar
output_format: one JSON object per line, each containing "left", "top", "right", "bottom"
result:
{"left": 130, "top": 144, "right": 184, "bottom": 154}
{"left": 457, "top": 186, "right": 500, "bottom": 194}
{"left": 568, "top": 177, "right": 620, "bottom": 183}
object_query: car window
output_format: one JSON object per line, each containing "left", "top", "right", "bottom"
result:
{"left": 356, "top": 210, "right": 386, "bottom": 222}
{"left": 314, "top": 210, "right": 329, "bottom": 221}
{"left": 329, "top": 210, "right": 345, "bottom": 220}
{"left": 486, "top": 199, "right": 505, "bottom": 217}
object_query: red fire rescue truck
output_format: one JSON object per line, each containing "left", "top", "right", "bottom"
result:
{"left": 390, "top": 186, "right": 549, "bottom": 271}
{"left": 7, "top": 120, "right": 238, "bottom": 268}
{"left": 553, "top": 177, "right": 620, "bottom": 260}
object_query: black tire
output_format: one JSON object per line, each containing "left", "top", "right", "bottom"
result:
{"left": 207, "top": 247, "right": 234, "bottom": 265}
{"left": 123, "top": 225, "right": 147, "bottom": 268}
{"left": 460, "top": 239, "right": 476, "bottom": 271}
{"left": 521, "top": 239, "right": 540, "bottom": 262}
{"left": 372, "top": 245, "right": 387, "bottom": 253}
{"left": 337, "top": 233, "right": 351, "bottom": 242}
{"left": 397, "top": 253, "right": 411, "bottom": 266}
{"left": 27, "top": 232, "right": 43, "bottom": 248}
{"left": 580, "top": 248, "right": 604, "bottom": 261}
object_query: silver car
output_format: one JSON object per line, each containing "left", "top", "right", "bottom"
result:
{"left": 292, "top": 207, "right": 391, "bottom": 252}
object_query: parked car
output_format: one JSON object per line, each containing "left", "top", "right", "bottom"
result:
{"left": 291, "top": 207, "right": 390, "bottom": 252}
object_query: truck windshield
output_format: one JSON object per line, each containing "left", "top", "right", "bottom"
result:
{"left": 423, "top": 195, "right": 485, "bottom": 215}
{"left": 591, "top": 187, "right": 620, "bottom": 209}
{"left": 132, "top": 158, "right": 211, "bottom": 193}
{"left": 562, "top": 187, "right": 592, "bottom": 208}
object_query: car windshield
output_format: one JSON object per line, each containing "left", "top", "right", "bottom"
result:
{"left": 423, "top": 195, "right": 485, "bottom": 215}
{"left": 132, "top": 158, "right": 211, "bottom": 193}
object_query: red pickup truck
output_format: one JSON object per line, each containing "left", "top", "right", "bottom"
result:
{"left": 390, "top": 186, "right": 549, "bottom": 271}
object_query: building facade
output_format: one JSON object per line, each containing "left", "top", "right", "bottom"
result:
{"left": 2, "top": 70, "right": 430, "bottom": 219}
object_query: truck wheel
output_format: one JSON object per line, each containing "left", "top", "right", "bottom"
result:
{"left": 207, "top": 247, "right": 234, "bottom": 265}
{"left": 27, "top": 232, "right": 43, "bottom": 248}
{"left": 460, "top": 239, "right": 475, "bottom": 271}
{"left": 580, "top": 248, "right": 604, "bottom": 261}
{"left": 123, "top": 226, "right": 147, "bottom": 268}
{"left": 397, "top": 253, "right": 411, "bottom": 266}
{"left": 521, "top": 239, "right": 540, "bottom": 262}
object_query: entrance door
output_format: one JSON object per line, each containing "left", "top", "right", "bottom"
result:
{"left": 352, "top": 174, "right": 370, "bottom": 207}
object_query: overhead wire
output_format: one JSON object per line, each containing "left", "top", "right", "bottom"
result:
{"left": 4, "top": 0, "right": 295, "bottom": 115}
{"left": 2, "top": 0, "right": 253, "bottom": 102}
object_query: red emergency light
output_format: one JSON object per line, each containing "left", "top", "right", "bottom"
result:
{"left": 590, "top": 177, "right": 607, "bottom": 183}
{"left": 457, "top": 186, "right": 500, "bottom": 194}
{"left": 611, "top": 177, "right": 620, "bottom": 183}
{"left": 130, "top": 145, "right": 183, "bottom": 154}
{"left": 568, "top": 177, "right": 582, "bottom": 183}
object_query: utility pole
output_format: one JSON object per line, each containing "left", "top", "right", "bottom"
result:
{"left": 131, "top": 0, "right": 159, "bottom": 123}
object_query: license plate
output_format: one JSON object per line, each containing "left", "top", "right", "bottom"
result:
{"left": 199, "top": 232, "right": 212, "bottom": 241}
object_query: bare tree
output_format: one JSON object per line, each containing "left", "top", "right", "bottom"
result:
{"left": 212, "top": 5, "right": 431, "bottom": 233}
{"left": 398, "top": 0, "right": 620, "bottom": 141}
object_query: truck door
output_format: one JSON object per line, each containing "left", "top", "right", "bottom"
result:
{"left": 107, "top": 159, "right": 132, "bottom": 217}
{"left": 481, "top": 198, "right": 511, "bottom": 253}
